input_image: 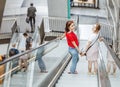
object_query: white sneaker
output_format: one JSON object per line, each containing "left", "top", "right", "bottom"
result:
{"left": 87, "top": 72, "right": 92, "bottom": 75}
{"left": 92, "top": 72, "right": 96, "bottom": 75}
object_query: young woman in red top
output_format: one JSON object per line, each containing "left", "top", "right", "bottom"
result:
{"left": 61, "top": 20, "right": 81, "bottom": 74}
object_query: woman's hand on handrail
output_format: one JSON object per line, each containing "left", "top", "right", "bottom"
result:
{"left": 59, "top": 33, "right": 65, "bottom": 40}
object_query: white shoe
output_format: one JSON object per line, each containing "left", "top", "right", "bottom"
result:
{"left": 92, "top": 72, "right": 96, "bottom": 75}
{"left": 87, "top": 72, "right": 92, "bottom": 75}
{"left": 111, "top": 72, "right": 116, "bottom": 77}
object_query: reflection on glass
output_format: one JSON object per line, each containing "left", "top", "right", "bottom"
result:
{"left": 106, "top": 45, "right": 117, "bottom": 76}
{"left": 36, "top": 47, "right": 47, "bottom": 73}
{"left": 106, "top": 45, "right": 120, "bottom": 87}
{"left": 19, "top": 50, "right": 28, "bottom": 72}
{"left": 100, "top": 42, "right": 120, "bottom": 87}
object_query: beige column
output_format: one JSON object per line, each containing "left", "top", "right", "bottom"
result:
{"left": 0, "top": 0, "right": 6, "bottom": 29}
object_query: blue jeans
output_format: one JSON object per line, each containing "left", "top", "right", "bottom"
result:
{"left": 69, "top": 47, "right": 79, "bottom": 73}
{"left": 36, "top": 47, "right": 46, "bottom": 71}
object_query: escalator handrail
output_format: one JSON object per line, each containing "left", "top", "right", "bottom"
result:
{"left": 0, "top": 37, "right": 60, "bottom": 65}
{"left": 48, "top": 54, "right": 71, "bottom": 87}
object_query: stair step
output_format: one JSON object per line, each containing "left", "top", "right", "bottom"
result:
{"left": 10, "top": 71, "right": 27, "bottom": 87}
{"left": 10, "top": 78, "right": 26, "bottom": 86}
{"left": 10, "top": 85, "right": 25, "bottom": 87}
{"left": 55, "top": 82, "right": 97, "bottom": 87}
{"left": 12, "top": 71, "right": 27, "bottom": 78}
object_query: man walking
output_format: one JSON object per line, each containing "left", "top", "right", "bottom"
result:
{"left": 27, "top": 3, "right": 37, "bottom": 33}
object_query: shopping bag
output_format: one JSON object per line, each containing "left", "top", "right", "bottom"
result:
{"left": 26, "top": 17, "right": 29, "bottom": 23}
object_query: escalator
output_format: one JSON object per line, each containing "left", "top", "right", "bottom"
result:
{"left": 55, "top": 41, "right": 98, "bottom": 87}
{"left": 2, "top": 27, "right": 40, "bottom": 86}
{"left": 46, "top": 22, "right": 120, "bottom": 87}
{"left": 1, "top": 15, "right": 120, "bottom": 87}
{"left": 1, "top": 37, "right": 116, "bottom": 87}
{"left": 46, "top": 39, "right": 120, "bottom": 87}
{"left": 0, "top": 36, "right": 68, "bottom": 87}
{"left": 0, "top": 16, "right": 68, "bottom": 87}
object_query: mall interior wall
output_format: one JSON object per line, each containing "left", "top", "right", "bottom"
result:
{"left": 47, "top": 0, "right": 69, "bottom": 18}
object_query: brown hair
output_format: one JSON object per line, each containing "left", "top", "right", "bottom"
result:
{"left": 23, "top": 32, "right": 28, "bottom": 37}
{"left": 65, "top": 20, "right": 74, "bottom": 32}
{"left": 95, "top": 23, "right": 101, "bottom": 32}
{"left": 12, "top": 43, "right": 16, "bottom": 47}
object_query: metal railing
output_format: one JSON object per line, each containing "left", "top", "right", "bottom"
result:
{"left": 100, "top": 23, "right": 114, "bottom": 45}
{"left": 106, "top": 0, "right": 120, "bottom": 54}
{"left": 44, "top": 17, "right": 77, "bottom": 32}
{"left": 39, "top": 17, "right": 78, "bottom": 44}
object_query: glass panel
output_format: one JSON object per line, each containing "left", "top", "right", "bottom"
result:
{"left": 99, "top": 42, "right": 120, "bottom": 87}
{"left": 0, "top": 37, "right": 60, "bottom": 87}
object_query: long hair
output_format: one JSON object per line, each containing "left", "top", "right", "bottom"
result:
{"left": 65, "top": 20, "right": 74, "bottom": 32}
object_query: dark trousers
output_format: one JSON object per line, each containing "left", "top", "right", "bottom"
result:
{"left": 29, "top": 17, "right": 35, "bottom": 32}
{"left": 26, "top": 44, "right": 31, "bottom": 50}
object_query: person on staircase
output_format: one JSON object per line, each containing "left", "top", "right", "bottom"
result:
{"left": 81, "top": 23, "right": 101, "bottom": 75}
{"left": 27, "top": 3, "right": 37, "bottom": 33}
{"left": 60, "top": 20, "right": 82, "bottom": 74}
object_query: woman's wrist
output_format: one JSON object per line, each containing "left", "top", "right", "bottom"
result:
{"left": 82, "top": 50, "right": 86, "bottom": 54}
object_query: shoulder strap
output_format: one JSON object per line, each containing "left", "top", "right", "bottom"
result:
{"left": 86, "top": 33, "right": 100, "bottom": 52}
